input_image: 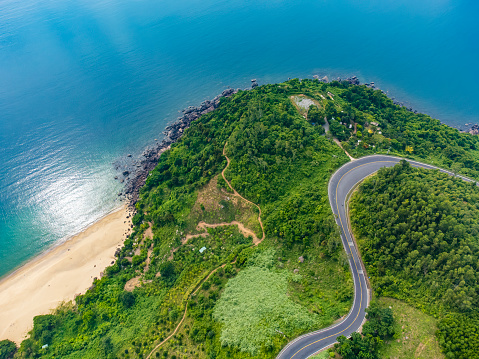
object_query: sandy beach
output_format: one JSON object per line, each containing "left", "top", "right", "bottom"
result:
{"left": 0, "top": 206, "right": 131, "bottom": 344}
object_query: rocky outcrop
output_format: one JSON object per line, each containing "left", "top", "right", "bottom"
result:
{"left": 469, "top": 124, "right": 479, "bottom": 135}
{"left": 346, "top": 76, "right": 360, "bottom": 85}
{"left": 313, "top": 75, "right": 359, "bottom": 85}
{"left": 118, "top": 88, "right": 240, "bottom": 206}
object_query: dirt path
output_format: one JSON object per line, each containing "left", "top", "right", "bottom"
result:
{"left": 146, "top": 260, "right": 234, "bottom": 359}
{"left": 145, "top": 142, "right": 265, "bottom": 359}
{"left": 333, "top": 138, "right": 355, "bottom": 161}
{"left": 183, "top": 142, "right": 265, "bottom": 246}
{"left": 124, "top": 223, "right": 155, "bottom": 291}
{"left": 190, "top": 220, "right": 259, "bottom": 243}
{"left": 221, "top": 142, "right": 265, "bottom": 244}
{"left": 145, "top": 305, "right": 188, "bottom": 359}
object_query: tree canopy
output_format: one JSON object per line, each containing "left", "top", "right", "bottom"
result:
{"left": 351, "top": 162, "right": 479, "bottom": 358}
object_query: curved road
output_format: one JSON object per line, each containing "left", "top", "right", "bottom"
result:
{"left": 277, "top": 155, "right": 466, "bottom": 359}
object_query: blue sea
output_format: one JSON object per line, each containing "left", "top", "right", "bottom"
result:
{"left": 0, "top": 0, "right": 478, "bottom": 277}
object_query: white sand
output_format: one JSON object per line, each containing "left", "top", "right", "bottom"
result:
{"left": 0, "top": 206, "right": 131, "bottom": 344}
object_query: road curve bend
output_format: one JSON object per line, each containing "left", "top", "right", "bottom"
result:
{"left": 276, "top": 155, "right": 463, "bottom": 359}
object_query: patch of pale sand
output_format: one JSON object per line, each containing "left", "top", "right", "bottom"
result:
{"left": 143, "top": 222, "right": 153, "bottom": 240}
{"left": 295, "top": 97, "right": 316, "bottom": 110}
{"left": 133, "top": 222, "right": 154, "bottom": 257}
{"left": 0, "top": 206, "right": 131, "bottom": 344}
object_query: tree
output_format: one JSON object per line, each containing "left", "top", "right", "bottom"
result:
{"left": 330, "top": 120, "right": 350, "bottom": 141}
{"left": 325, "top": 101, "right": 339, "bottom": 120}
{"left": 0, "top": 340, "right": 17, "bottom": 359}
{"left": 307, "top": 105, "right": 325, "bottom": 125}
{"left": 31, "top": 314, "right": 57, "bottom": 344}
{"left": 118, "top": 291, "right": 135, "bottom": 308}
{"left": 334, "top": 333, "right": 381, "bottom": 359}
{"left": 362, "top": 301, "right": 395, "bottom": 339}
{"left": 160, "top": 261, "right": 175, "bottom": 281}
{"left": 100, "top": 336, "right": 113, "bottom": 358}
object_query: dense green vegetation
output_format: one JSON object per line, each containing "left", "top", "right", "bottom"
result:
{"left": 14, "top": 80, "right": 354, "bottom": 358}
{"left": 351, "top": 162, "right": 479, "bottom": 358}
{"left": 0, "top": 340, "right": 17, "bottom": 359}
{"left": 11, "top": 77, "right": 479, "bottom": 358}
{"left": 333, "top": 301, "right": 394, "bottom": 359}
{"left": 331, "top": 81, "right": 479, "bottom": 178}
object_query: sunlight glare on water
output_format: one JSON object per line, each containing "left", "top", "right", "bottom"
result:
{"left": 0, "top": 0, "right": 477, "bottom": 276}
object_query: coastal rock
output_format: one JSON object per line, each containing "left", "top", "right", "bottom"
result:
{"left": 469, "top": 124, "right": 479, "bottom": 135}
{"left": 121, "top": 87, "right": 239, "bottom": 205}
{"left": 345, "top": 76, "right": 360, "bottom": 85}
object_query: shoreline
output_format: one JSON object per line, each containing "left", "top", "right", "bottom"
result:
{"left": 117, "top": 87, "right": 242, "bottom": 205}
{"left": 0, "top": 86, "right": 244, "bottom": 345}
{"left": 2, "top": 77, "right": 475, "bottom": 346}
{"left": 0, "top": 205, "right": 132, "bottom": 344}
{"left": 0, "top": 204, "right": 131, "bottom": 284}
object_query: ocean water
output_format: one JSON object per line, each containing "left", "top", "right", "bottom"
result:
{"left": 0, "top": 0, "right": 478, "bottom": 277}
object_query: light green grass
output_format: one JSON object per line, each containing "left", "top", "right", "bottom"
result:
{"left": 309, "top": 351, "right": 331, "bottom": 359}
{"left": 379, "top": 297, "right": 444, "bottom": 359}
{"left": 213, "top": 250, "right": 318, "bottom": 355}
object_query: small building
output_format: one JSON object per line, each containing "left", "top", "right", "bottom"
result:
{"left": 199, "top": 247, "right": 207, "bottom": 254}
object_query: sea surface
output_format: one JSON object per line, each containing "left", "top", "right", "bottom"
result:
{"left": 0, "top": 0, "right": 478, "bottom": 277}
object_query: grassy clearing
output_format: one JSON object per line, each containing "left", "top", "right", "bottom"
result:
{"left": 379, "top": 297, "right": 444, "bottom": 359}
{"left": 281, "top": 243, "right": 352, "bottom": 325}
{"left": 213, "top": 249, "right": 317, "bottom": 355}
{"left": 187, "top": 175, "right": 262, "bottom": 238}
{"left": 155, "top": 239, "right": 353, "bottom": 359}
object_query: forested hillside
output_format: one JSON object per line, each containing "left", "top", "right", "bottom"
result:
{"left": 10, "top": 78, "right": 479, "bottom": 359}
{"left": 351, "top": 162, "right": 479, "bottom": 358}
{"left": 13, "top": 81, "right": 353, "bottom": 359}
{"left": 325, "top": 80, "right": 479, "bottom": 179}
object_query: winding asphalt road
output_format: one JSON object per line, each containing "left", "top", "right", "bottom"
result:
{"left": 276, "top": 155, "right": 466, "bottom": 359}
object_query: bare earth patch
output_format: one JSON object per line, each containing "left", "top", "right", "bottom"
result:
{"left": 290, "top": 94, "right": 322, "bottom": 119}
{"left": 124, "top": 222, "right": 155, "bottom": 290}
{"left": 189, "top": 176, "right": 262, "bottom": 238}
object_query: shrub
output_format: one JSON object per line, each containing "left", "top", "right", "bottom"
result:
{"left": 0, "top": 340, "right": 17, "bottom": 359}
{"left": 118, "top": 291, "right": 136, "bottom": 308}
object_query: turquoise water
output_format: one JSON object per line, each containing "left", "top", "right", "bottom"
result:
{"left": 0, "top": 0, "right": 478, "bottom": 277}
